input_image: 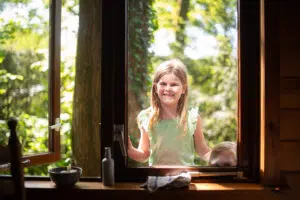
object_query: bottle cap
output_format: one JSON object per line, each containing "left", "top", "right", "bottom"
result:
{"left": 105, "top": 147, "right": 111, "bottom": 158}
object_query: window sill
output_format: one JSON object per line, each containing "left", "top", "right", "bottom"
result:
{"left": 24, "top": 180, "right": 278, "bottom": 200}
{"left": 26, "top": 180, "right": 263, "bottom": 191}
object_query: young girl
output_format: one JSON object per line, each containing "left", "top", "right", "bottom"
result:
{"left": 128, "top": 59, "right": 211, "bottom": 166}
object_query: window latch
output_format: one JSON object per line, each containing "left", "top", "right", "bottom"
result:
{"left": 50, "top": 118, "right": 61, "bottom": 132}
{"left": 267, "top": 120, "right": 280, "bottom": 135}
{"left": 113, "top": 124, "right": 127, "bottom": 158}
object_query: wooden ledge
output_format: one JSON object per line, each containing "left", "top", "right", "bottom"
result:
{"left": 24, "top": 181, "right": 282, "bottom": 200}
{"left": 25, "top": 181, "right": 264, "bottom": 191}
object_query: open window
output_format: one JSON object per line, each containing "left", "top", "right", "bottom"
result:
{"left": 101, "top": 0, "right": 260, "bottom": 181}
{"left": 0, "top": 0, "right": 61, "bottom": 171}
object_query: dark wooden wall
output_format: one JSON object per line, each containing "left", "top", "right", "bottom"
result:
{"left": 279, "top": 0, "right": 300, "bottom": 192}
{"left": 279, "top": 0, "right": 300, "bottom": 170}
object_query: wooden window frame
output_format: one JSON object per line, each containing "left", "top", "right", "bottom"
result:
{"left": 17, "top": 0, "right": 61, "bottom": 168}
{"left": 101, "top": 0, "right": 260, "bottom": 182}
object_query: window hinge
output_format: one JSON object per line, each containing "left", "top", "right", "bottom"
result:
{"left": 113, "top": 124, "right": 127, "bottom": 159}
{"left": 50, "top": 118, "right": 61, "bottom": 132}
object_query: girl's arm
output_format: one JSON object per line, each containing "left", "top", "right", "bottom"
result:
{"left": 128, "top": 127, "right": 151, "bottom": 162}
{"left": 194, "top": 115, "right": 211, "bottom": 161}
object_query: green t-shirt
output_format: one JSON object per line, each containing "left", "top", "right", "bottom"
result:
{"left": 137, "top": 108, "right": 199, "bottom": 166}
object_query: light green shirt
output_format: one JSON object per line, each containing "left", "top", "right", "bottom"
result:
{"left": 137, "top": 108, "right": 199, "bottom": 166}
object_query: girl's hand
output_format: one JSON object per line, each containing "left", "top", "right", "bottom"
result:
{"left": 127, "top": 127, "right": 150, "bottom": 162}
{"left": 141, "top": 126, "right": 147, "bottom": 134}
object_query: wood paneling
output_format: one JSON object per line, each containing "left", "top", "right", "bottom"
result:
{"left": 281, "top": 78, "right": 300, "bottom": 92}
{"left": 282, "top": 172, "right": 300, "bottom": 190}
{"left": 280, "top": 1, "right": 300, "bottom": 46}
{"left": 280, "top": 110, "right": 300, "bottom": 140}
{"left": 279, "top": 2, "right": 300, "bottom": 195}
{"left": 280, "top": 141, "right": 300, "bottom": 171}
{"left": 280, "top": 44, "right": 300, "bottom": 77}
{"left": 280, "top": 92, "right": 300, "bottom": 109}
{"left": 280, "top": 1, "right": 300, "bottom": 77}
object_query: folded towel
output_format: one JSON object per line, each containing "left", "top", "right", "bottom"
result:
{"left": 141, "top": 171, "right": 191, "bottom": 192}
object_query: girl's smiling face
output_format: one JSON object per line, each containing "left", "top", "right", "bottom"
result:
{"left": 155, "top": 73, "right": 186, "bottom": 107}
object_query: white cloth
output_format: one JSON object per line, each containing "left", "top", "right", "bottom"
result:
{"left": 140, "top": 171, "right": 191, "bottom": 192}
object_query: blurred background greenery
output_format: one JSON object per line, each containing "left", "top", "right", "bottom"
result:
{"left": 127, "top": 0, "right": 237, "bottom": 167}
{"left": 0, "top": 0, "right": 237, "bottom": 175}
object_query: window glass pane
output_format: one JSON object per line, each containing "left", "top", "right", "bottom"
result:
{"left": 127, "top": 0, "right": 238, "bottom": 167}
{"left": 0, "top": 1, "right": 50, "bottom": 155}
{"left": 25, "top": 0, "right": 78, "bottom": 176}
{"left": 0, "top": 0, "right": 79, "bottom": 176}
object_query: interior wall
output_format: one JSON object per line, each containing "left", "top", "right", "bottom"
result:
{"left": 279, "top": 0, "right": 300, "bottom": 190}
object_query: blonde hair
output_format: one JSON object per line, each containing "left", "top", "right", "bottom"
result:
{"left": 147, "top": 59, "right": 189, "bottom": 134}
{"left": 208, "top": 141, "right": 237, "bottom": 166}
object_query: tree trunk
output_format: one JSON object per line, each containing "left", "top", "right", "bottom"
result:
{"left": 172, "top": 0, "right": 190, "bottom": 58}
{"left": 72, "top": 0, "right": 101, "bottom": 176}
{"left": 176, "top": 0, "right": 190, "bottom": 46}
{"left": 128, "top": 0, "right": 153, "bottom": 138}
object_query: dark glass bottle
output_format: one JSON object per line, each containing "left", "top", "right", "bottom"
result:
{"left": 102, "top": 147, "right": 115, "bottom": 186}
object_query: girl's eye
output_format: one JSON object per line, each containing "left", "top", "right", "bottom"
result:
{"left": 159, "top": 82, "right": 167, "bottom": 86}
{"left": 171, "top": 83, "right": 178, "bottom": 87}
